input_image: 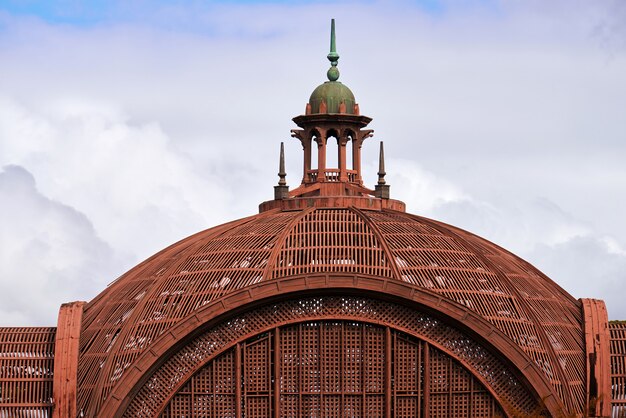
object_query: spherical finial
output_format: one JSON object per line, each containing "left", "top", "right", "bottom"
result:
{"left": 327, "top": 66, "right": 340, "bottom": 82}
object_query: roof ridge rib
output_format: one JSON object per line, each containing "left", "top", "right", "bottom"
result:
{"left": 350, "top": 207, "right": 403, "bottom": 282}
{"left": 405, "top": 211, "right": 576, "bottom": 413}
{"left": 261, "top": 208, "right": 316, "bottom": 281}
{"left": 84, "top": 214, "right": 263, "bottom": 417}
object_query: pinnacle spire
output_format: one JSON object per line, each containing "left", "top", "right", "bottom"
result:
{"left": 375, "top": 141, "right": 390, "bottom": 199}
{"left": 327, "top": 19, "right": 340, "bottom": 82}
{"left": 377, "top": 141, "right": 386, "bottom": 185}
{"left": 274, "top": 142, "right": 289, "bottom": 200}
{"left": 278, "top": 142, "right": 286, "bottom": 186}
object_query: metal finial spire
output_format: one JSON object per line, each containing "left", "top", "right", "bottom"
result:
{"left": 377, "top": 141, "right": 386, "bottom": 185}
{"left": 274, "top": 142, "right": 289, "bottom": 200}
{"left": 327, "top": 19, "right": 340, "bottom": 82}
{"left": 375, "top": 141, "right": 390, "bottom": 199}
{"left": 278, "top": 142, "right": 287, "bottom": 186}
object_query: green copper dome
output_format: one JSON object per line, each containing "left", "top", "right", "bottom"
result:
{"left": 309, "top": 81, "right": 356, "bottom": 114}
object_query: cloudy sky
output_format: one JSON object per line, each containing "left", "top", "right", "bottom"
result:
{"left": 0, "top": 0, "right": 624, "bottom": 325}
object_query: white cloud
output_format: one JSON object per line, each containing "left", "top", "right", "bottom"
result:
{"left": 0, "top": 95, "right": 254, "bottom": 325}
{"left": 0, "top": 165, "right": 123, "bottom": 325}
{"left": 0, "top": 96, "right": 240, "bottom": 262}
{"left": 528, "top": 235, "right": 626, "bottom": 319}
{"left": 0, "top": 0, "right": 624, "bottom": 323}
{"left": 385, "top": 158, "right": 469, "bottom": 213}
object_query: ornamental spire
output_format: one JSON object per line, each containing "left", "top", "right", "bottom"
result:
{"left": 377, "top": 141, "right": 386, "bottom": 186}
{"left": 327, "top": 19, "right": 340, "bottom": 82}
{"left": 274, "top": 142, "right": 289, "bottom": 200}
{"left": 375, "top": 142, "right": 390, "bottom": 199}
{"left": 278, "top": 142, "right": 287, "bottom": 186}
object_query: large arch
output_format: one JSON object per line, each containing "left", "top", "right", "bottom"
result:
{"left": 97, "top": 275, "right": 567, "bottom": 417}
{"left": 160, "top": 320, "right": 507, "bottom": 417}
{"left": 123, "top": 296, "right": 535, "bottom": 417}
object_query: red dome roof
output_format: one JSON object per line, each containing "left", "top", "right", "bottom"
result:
{"left": 75, "top": 21, "right": 589, "bottom": 416}
{"left": 77, "top": 207, "right": 586, "bottom": 416}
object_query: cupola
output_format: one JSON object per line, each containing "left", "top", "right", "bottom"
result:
{"left": 260, "top": 19, "right": 404, "bottom": 213}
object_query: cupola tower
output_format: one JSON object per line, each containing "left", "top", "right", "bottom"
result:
{"left": 261, "top": 19, "right": 405, "bottom": 212}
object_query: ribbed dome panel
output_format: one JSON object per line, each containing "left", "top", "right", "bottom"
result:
{"left": 363, "top": 210, "right": 585, "bottom": 413}
{"left": 77, "top": 207, "right": 587, "bottom": 416}
{"left": 270, "top": 208, "right": 393, "bottom": 279}
{"left": 78, "top": 211, "right": 302, "bottom": 416}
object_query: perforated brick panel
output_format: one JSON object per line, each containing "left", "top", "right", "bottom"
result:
{"left": 610, "top": 322, "right": 626, "bottom": 417}
{"left": 124, "top": 297, "right": 545, "bottom": 417}
{"left": 78, "top": 212, "right": 302, "bottom": 416}
{"left": 77, "top": 207, "right": 584, "bottom": 416}
{"left": 161, "top": 321, "right": 505, "bottom": 418}
{"left": 271, "top": 209, "right": 393, "bottom": 279}
{"left": 0, "top": 327, "right": 55, "bottom": 417}
{"left": 367, "top": 210, "right": 586, "bottom": 412}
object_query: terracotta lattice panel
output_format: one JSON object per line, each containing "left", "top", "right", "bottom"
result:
{"left": 366, "top": 210, "right": 586, "bottom": 413}
{"left": 77, "top": 207, "right": 585, "bottom": 416}
{"left": 77, "top": 211, "right": 302, "bottom": 416}
{"left": 0, "top": 327, "right": 55, "bottom": 417}
{"left": 271, "top": 209, "right": 393, "bottom": 279}
{"left": 124, "top": 297, "right": 545, "bottom": 417}
{"left": 161, "top": 321, "right": 505, "bottom": 418}
{"left": 610, "top": 322, "right": 626, "bottom": 417}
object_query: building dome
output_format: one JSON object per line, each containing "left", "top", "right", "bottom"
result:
{"left": 309, "top": 81, "right": 356, "bottom": 114}
{"left": 76, "top": 207, "right": 588, "bottom": 416}
{"left": 4, "top": 18, "right": 621, "bottom": 418}
{"left": 69, "top": 20, "right": 608, "bottom": 418}
{"left": 63, "top": 19, "right": 621, "bottom": 418}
